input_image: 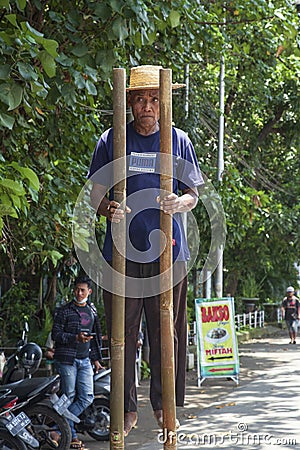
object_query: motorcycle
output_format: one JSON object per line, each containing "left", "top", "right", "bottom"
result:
{"left": 1, "top": 322, "right": 40, "bottom": 384}
{"left": 2, "top": 375, "right": 79, "bottom": 448}
{"left": 1, "top": 322, "right": 79, "bottom": 449}
{"left": 0, "top": 390, "right": 28, "bottom": 450}
{"left": 0, "top": 387, "right": 39, "bottom": 449}
{"left": 75, "top": 367, "right": 110, "bottom": 441}
{"left": 3, "top": 322, "right": 111, "bottom": 443}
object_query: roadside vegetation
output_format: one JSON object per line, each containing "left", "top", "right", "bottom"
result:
{"left": 0, "top": 0, "right": 299, "bottom": 342}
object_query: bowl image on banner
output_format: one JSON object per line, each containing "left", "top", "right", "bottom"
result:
{"left": 205, "top": 327, "right": 229, "bottom": 344}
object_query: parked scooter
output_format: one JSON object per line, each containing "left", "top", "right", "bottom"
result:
{"left": 0, "top": 387, "right": 39, "bottom": 449}
{"left": 75, "top": 367, "right": 110, "bottom": 441}
{"left": 4, "top": 322, "right": 111, "bottom": 443}
{"left": 1, "top": 322, "right": 79, "bottom": 449}
{"left": 2, "top": 375, "right": 76, "bottom": 448}
{"left": 1, "top": 322, "right": 40, "bottom": 384}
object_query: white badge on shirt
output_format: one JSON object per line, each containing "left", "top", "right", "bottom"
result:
{"left": 129, "top": 152, "right": 157, "bottom": 173}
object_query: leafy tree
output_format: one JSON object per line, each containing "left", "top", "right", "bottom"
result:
{"left": 0, "top": 0, "right": 299, "bottom": 335}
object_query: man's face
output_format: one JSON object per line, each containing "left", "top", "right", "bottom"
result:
{"left": 74, "top": 283, "right": 92, "bottom": 302}
{"left": 287, "top": 290, "right": 294, "bottom": 298}
{"left": 128, "top": 89, "right": 159, "bottom": 130}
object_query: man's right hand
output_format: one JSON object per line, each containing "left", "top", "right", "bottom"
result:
{"left": 90, "top": 183, "right": 131, "bottom": 222}
{"left": 76, "top": 332, "right": 93, "bottom": 343}
{"left": 106, "top": 201, "right": 131, "bottom": 223}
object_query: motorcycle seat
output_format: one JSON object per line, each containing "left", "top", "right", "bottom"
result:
{"left": 2, "top": 375, "right": 60, "bottom": 399}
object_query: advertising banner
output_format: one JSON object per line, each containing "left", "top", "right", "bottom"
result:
{"left": 195, "top": 297, "right": 239, "bottom": 386}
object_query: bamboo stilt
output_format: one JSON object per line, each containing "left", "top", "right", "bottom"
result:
{"left": 159, "top": 68, "right": 177, "bottom": 450}
{"left": 110, "top": 68, "right": 126, "bottom": 450}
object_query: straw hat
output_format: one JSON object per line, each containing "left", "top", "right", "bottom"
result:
{"left": 126, "top": 65, "right": 185, "bottom": 91}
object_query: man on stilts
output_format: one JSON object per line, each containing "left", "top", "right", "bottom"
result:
{"left": 88, "top": 65, "right": 203, "bottom": 439}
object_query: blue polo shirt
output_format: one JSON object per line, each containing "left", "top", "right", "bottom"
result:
{"left": 88, "top": 121, "right": 203, "bottom": 263}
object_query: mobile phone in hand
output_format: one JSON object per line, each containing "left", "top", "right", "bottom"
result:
{"left": 84, "top": 332, "right": 96, "bottom": 337}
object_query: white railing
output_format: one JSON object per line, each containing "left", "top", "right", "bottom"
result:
{"left": 277, "top": 308, "right": 283, "bottom": 322}
{"left": 235, "top": 310, "right": 265, "bottom": 331}
{"left": 188, "top": 321, "right": 197, "bottom": 346}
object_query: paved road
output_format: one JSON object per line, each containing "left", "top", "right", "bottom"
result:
{"left": 81, "top": 334, "right": 300, "bottom": 449}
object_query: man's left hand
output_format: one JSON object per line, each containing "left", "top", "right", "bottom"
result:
{"left": 157, "top": 188, "right": 198, "bottom": 214}
{"left": 93, "top": 360, "right": 104, "bottom": 373}
{"left": 157, "top": 193, "right": 182, "bottom": 215}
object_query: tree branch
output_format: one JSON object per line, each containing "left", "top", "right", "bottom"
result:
{"left": 257, "top": 104, "right": 287, "bottom": 145}
{"left": 193, "top": 15, "right": 275, "bottom": 27}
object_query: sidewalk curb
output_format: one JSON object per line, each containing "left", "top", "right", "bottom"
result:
{"left": 236, "top": 323, "right": 282, "bottom": 342}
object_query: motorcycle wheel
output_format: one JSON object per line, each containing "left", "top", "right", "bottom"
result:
{"left": 0, "top": 430, "right": 28, "bottom": 450}
{"left": 24, "top": 404, "right": 72, "bottom": 449}
{"left": 87, "top": 397, "right": 110, "bottom": 441}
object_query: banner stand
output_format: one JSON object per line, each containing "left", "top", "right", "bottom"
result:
{"left": 195, "top": 297, "right": 239, "bottom": 386}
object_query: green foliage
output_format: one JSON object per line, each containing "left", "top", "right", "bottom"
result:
{"left": 0, "top": 0, "right": 299, "bottom": 329}
{"left": 90, "top": 287, "right": 107, "bottom": 337}
{"left": 241, "top": 274, "right": 266, "bottom": 299}
{"left": 28, "top": 305, "right": 54, "bottom": 347}
{"left": 234, "top": 297, "right": 244, "bottom": 315}
{"left": 0, "top": 282, "right": 36, "bottom": 344}
{"left": 0, "top": 162, "right": 40, "bottom": 232}
{"left": 186, "top": 284, "right": 196, "bottom": 323}
{"left": 140, "top": 360, "right": 151, "bottom": 380}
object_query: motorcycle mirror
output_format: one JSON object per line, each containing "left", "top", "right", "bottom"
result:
{"left": 16, "top": 339, "right": 24, "bottom": 348}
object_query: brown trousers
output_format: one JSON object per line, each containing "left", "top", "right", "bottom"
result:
{"left": 103, "top": 261, "right": 187, "bottom": 412}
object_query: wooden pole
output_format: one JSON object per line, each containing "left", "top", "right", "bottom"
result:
{"left": 110, "top": 68, "right": 126, "bottom": 450}
{"left": 159, "top": 68, "right": 177, "bottom": 449}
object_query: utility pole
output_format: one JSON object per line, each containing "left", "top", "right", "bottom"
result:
{"left": 215, "top": 52, "right": 225, "bottom": 299}
{"left": 184, "top": 64, "right": 189, "bottom": 120}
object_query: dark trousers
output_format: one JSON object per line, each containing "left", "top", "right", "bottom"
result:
{"left": 103, "top": 261, "right": 187, "bottom": 412}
